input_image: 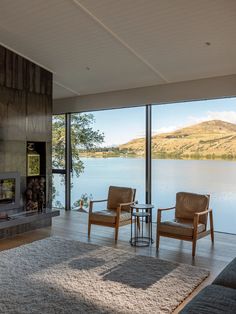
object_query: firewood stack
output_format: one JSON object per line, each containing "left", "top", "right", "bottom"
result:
{"left": 25, "top": 177, "right": 46, "bottom": 212}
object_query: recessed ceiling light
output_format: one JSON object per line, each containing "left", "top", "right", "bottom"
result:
{"left": 205, "top": 42, "right": 211, "bottom": 46}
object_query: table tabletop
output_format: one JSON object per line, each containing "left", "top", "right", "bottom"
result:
{"left": 130, "top": 204, "right": 154, "bottom": 210}
{"left": 131, "top": 211, "right": 150, "bottom": 217}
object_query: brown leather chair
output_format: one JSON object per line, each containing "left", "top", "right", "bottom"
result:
{"left": 156, "top": 192, "right": 214, "bottom": 257}
{"left": 88, "top": 186, "right": 136, "bottom": 241}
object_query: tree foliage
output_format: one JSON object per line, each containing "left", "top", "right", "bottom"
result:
{"left": 52, "top": 114, "right": 104, "bottom": 176}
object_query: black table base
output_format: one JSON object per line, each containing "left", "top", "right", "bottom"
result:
{"left": 130, "top": 204, "right": 154, "bottom": 247}
{"left": 130, "top": 236, "right": 154, "bottom": 247}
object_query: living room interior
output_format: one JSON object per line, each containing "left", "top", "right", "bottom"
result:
{"left": 0, "top": 1, "right": 236, "bottom": 313}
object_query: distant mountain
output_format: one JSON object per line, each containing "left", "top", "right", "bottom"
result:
{"left": 119, "top": 120, "right": 236, "bottom": 159}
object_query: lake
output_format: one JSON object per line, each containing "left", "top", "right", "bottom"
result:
{"left": 53, "top": 158, "right": 236, "bottom": 234}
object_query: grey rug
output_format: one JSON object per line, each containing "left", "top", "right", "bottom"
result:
{"left": 0, "top": 237, "right": 209, "bottom": 314}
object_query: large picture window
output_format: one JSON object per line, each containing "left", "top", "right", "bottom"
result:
{"left": 52, "top": 98, "right": 236, "bottom": 234}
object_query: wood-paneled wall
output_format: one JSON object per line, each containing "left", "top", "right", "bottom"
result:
{"left": 0, "top": 45, "right": 52, "bottom": 209}
{"left": 0, "top": 46, "right": 52, "bottom": 95}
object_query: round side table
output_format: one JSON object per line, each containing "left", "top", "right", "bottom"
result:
{"left": 130, "top": 204, "right": 154, "bottom": 247}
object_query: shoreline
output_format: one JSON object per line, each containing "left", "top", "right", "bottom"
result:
{"left": 78, "top": 153, "right": 236, "bottom": 161}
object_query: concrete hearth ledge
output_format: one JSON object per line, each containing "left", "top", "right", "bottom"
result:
{"left": 0, "top": 209, "right": 60, "bottom": 230}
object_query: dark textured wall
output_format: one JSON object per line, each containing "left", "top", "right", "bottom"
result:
{"left": 0, "top": 45, "right": 52, "bottom": 209}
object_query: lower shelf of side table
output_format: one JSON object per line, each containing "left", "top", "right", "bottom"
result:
{"left": 130, "top": 236, "right": 154, "bottom": 247}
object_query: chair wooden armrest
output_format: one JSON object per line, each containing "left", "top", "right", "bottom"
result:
{"left": 193, "top": 209, "right": 213, "bottom": 235}
{"left": 157, "top": 207, "right": 175, "bottom": 225}
{"left": 90, "top": 199, "right": 108, "bottom": 204}
{"left": 116, "top": 201, "right": 136, "bottom": 219}
{"left": 194, "top": 208, "right": 212, "bottom": 216}
{"left": 89, "top": 199, "right": 108, "bottom": 213}
{"left": 158, "top": 206, "right": 176, "bottom": 212}
{"left": 119, "top": 201, "right": 136, "bottom": 209}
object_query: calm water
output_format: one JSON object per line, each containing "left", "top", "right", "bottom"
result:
{"left": 53, "top": 158, "right": 236, "bottom": 234}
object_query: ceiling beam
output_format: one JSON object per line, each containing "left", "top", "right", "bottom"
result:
{"left": 53, "top": 74, "right": 236, "bottom": 114}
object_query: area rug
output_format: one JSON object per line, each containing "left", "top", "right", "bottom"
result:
{"left": 0, "top": 237, "right": 209, "bottom": 313}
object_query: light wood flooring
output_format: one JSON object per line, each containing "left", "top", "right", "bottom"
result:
{"left": 0, "top": 210, "right": 235, "bottom": 313}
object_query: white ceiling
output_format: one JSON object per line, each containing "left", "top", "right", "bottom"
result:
{"left": 0, "top": 0, "right": 236, "bottom": 99}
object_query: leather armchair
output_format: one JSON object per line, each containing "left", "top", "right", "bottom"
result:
{"left": 156, "top": 192, "right": 214, "bottom": 257}
{"left": 88, "top": 186, "right": 136, "bottom": 241}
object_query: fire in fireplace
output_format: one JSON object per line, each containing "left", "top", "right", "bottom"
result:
{"left": 0, "top": 172, "right": 20, "bottom": 211}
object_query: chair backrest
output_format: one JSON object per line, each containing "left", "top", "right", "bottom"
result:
{"left": 175, "top": 192, "right": 210, "bottom": 225}
{"left": 107, "top": 186, "right": 136, "bottom": 212}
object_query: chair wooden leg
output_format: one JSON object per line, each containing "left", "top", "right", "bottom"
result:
{"left": 192, "top": 238, "right": 197, "bottom": 258}
{"left": 156, "top": 235, "right": 160, "bottom": 250}
{"left": 156, "top": 210, "right": 162, "bottom": 250}
{"left": 88, "top": 222, "right": 91, "bottom": 238}
{"left": 156, "top": 232, "right": 160, "bottom": 250}
{"left": 210, "top": 211, "right": 214, "bottom": 243}
{"left": 192, "top": 215, "right": 199, "bottom": 258}
{"left": 115, "top": 226, "right": 119, "bottom": 242}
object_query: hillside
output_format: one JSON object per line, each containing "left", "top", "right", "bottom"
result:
{"left": 119, "top": 120, "right": 236, "bottom": 159}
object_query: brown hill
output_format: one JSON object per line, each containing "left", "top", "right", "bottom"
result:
{"left": 119, "top": 120, "right": 236, "bottom": 159}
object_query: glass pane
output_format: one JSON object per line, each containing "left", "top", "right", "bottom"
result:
{"left": 52, "top": 115, "right": 66, "bottom": 170}
{"left": 52, "top": 173, "right": 65, "bottom": 209}
{"left": 70, "top": 107, "right": 145, "bottom": 211}
{"left": 52, "top": 114, "right": 66, "bottom": 209}
{"left": 152, "top": 98, "right": 236, "bottom": 233}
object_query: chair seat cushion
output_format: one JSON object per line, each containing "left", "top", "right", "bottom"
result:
{"left": 90, "top": 210, "right": 131, "bottom": 224}
{"left": 180, "top": 284, "right": 236, "bottom": 314}
{"left": 159, "top": 219, "right": 206, "bottom": 237}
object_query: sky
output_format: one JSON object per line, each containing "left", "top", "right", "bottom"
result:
{"left": 90, "top": 97, "right": 236, "bottom": 146}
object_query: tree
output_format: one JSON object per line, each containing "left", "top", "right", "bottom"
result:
{"left": 52, "top": 113, "right": 104, "bottom": 176}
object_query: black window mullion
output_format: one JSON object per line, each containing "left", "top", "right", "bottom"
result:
{"left": 145, "top": 104, "right": 152, "bottom": 205}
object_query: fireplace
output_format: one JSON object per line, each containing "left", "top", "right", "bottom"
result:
{"left": 0, "top": 172, "right": 20, "bottom": 211}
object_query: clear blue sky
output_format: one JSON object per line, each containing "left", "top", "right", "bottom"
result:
{"left": 90, "top": 97, "right": 236, "bottom": 146}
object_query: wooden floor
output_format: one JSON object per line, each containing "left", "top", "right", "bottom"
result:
{"left": 0, "top": 209, "right": 235, "bottom": 313}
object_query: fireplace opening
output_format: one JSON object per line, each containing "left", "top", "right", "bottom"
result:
{"left": 0, "top": 178, "right": 15, "bottom": 204}
{"left": 0, "top": 172, "right": 20, "bottom": 211}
